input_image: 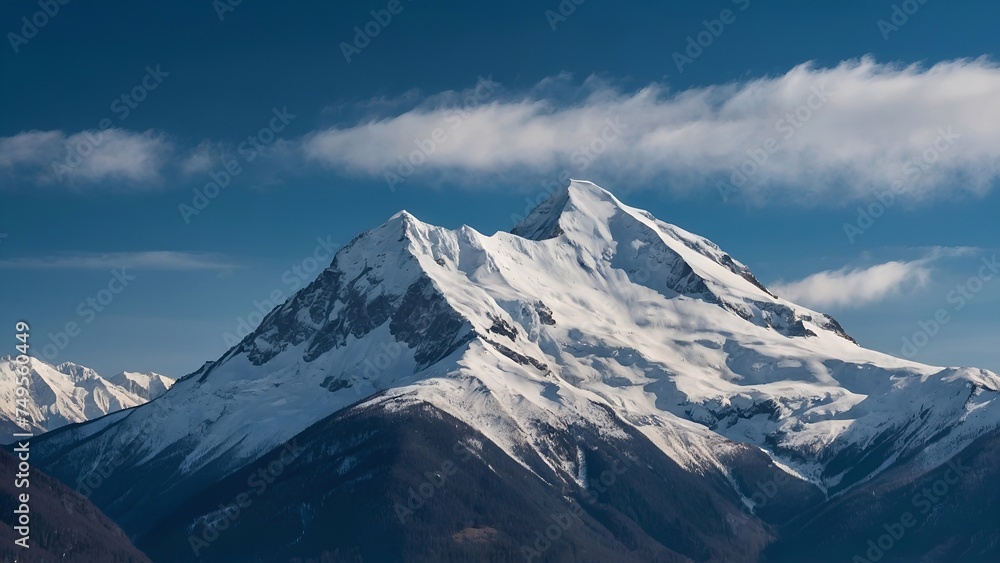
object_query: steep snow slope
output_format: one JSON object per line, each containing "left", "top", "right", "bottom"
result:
{"left": 33, "top": 182, "right": 1000, "bottom": 533}
{"left": 0, "top": 356, "right": 150, "bottom": 435}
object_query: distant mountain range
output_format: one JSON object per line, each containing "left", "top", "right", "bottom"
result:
{"left": 20, "top": 182, "right": 1000, "bottom": 561}
{"left": 0, "top": 356, "right": 174, "bottom": 436}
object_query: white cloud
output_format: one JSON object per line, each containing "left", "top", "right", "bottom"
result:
{"left": 0, "top": 128, "right": 172, "bottom": 187}
{"left": 0, "top": 251, "right": 237, "bottom": 271}
{"left": 179, "top": 141, "right": 219, "bottom": 175}
{"left": 772, "top": 260, "right": 934, "bottom": 310}
{"left": 301, "top": 57, "right": 1000, "bottom": 203}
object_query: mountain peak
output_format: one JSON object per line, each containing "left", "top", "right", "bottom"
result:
{"left": 109, "top": 370, "right": 175, "bottom": 401}
{"left": 388, "top": 209, "right": 417, "bottom": 222}
{"left": 367, "top": 209, "right": 440, "bottom": 249}
{"left": 55, "top": 361, "right": 102, "bottom": 383}
{"left": 508, "top": 181, "right": 856, "bottom": 343}
{"left": 566, "top": 178, "right": 622, "bottom": 200}
{"left": 511, "top": 179, "right": 627, "bottom": 240}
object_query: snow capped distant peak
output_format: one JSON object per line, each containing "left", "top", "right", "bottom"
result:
{"left": 108, "top": 370, "right": 175, "bottom": 401}
{"left": 55, "top": 361, "right": 102, "bottom": 383}
{"left": 0, "top": 356, "right": 151, "bottom": 435}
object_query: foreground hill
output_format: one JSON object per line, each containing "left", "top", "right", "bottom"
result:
{"left": 0, "top": 448, "right": 150, "bottom": 562}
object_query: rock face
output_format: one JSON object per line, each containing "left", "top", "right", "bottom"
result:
{"left": 28, "top": 181, "right": 1000, "bottom": 561}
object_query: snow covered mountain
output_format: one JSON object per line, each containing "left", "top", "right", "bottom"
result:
{"left": 30, "top": 181, "right": 1000, "bottom": 561}
{"left": 107, "top": 370, "right": 175, "bottom": 401}
{"left": 0, "top": 356, "right": 170, "bottom": 435}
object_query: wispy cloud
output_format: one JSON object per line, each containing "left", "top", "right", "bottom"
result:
{"left": 769, "top": 247, "right": 978, "bottom": 309}
{"left": 8, "top": 58, "right": 999, "bottom": 204}
{"left": 179, "top": 141, "right": 218, "bottom": 176}
{"left": 0, "top": 251, "right": 238, "bottom": 271}
{"left": 772, "top": 260, "right": 933, "bottom": 310}
{"left": 0, "top": 129, "right": 173, "bottom": 187}
{"left": 301, "top": 57, "right": 1000, "bottom": 204}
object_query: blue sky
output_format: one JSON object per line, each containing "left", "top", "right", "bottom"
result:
{"left": 1, "top": 0, "right": 998, "bottom": 377}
